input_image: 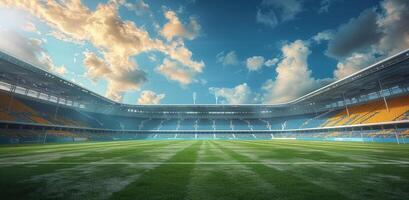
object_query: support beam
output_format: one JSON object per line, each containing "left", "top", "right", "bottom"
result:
{"left": 378, "top": 80, "right": 389, "bottom": 112}
{"left": 43, "top": 128, "right": 47, "bottom": 144}
{"left": 54, "top": 105, "right": 60, "bottom": 120}
{"left": 360, "top": 127, "right": 364, "bottom": 143}
{"left": 342, "top": 93, "right": 350, "bottom": 117}
{"left": 7, "top": 84, "right": 16, "bottom": 113}
{"left": 394, "top": 125, "right": 400, "bottom": 144}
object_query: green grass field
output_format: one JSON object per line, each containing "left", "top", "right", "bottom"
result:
{"left": 0, "top": 140, "right": 409, "bottom": 200}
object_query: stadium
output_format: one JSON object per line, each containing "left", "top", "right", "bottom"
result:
{"left": 1, "top": 49, "right": 409, "bottom": 143}
{"left": 1, "top": 0, "right": 409, "bottom": 199}
{"left": 0, "top": 48, "right": 409, "bottom": 199}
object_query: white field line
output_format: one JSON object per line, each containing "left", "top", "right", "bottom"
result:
{"left": 1, "top": 161, "right": 409, "bottom": 165}
{"left": 249, "top": 140, "right": 409, "bottom": 150}
{"left": 230, "top": 140, "right": 406, "bottom": 152}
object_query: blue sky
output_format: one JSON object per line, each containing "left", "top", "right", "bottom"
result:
{"left": 0, "top": 0, "right": 408, "bottom": 104}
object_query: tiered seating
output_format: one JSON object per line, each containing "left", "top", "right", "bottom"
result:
{"left": 214, "top": 119, "right": 231, "bottom": 130}
{"left": 364, "top": 96, "right": 409, "bottom": 123}
{"left": 1, "top": 88, "right": 408, "bottom": 143}
{"left": 397, "top": 112, "right": 409, "bottom": 120}
{"left": 401, "top": 129, "right": 409, "bottom": 138}
{"left": 0, "top": 91, "right": 112, "bottom": 128}
{"left": 0, "top": 110, "right": 14, "bottom": 121}
{"left": 232, "top": 119, "right": 250, "bottom": 130}
{"left": 179, "top": 119, "right": 196, "bottom": 130}
{"left": 198, "top": 118, "right": 213, "bottom": 130}
{"left": 287, "top": 116, "right": 314, "bottom": 129}
{"left": 300, "top": 110, "right": 337, "bottom": 128}
{"left": 0, "top": 91, "right": 50, "bottom": 124}
{"left": 251, "top": 119, "right": 270, "bottom": 130}
{"left": 264, "top": 114, "right": 317, "bottom": 130}
{"left": 336, "top": 101, "right": 383, "bottom": 126}
{"left": 367, "top": 130, "right": 396, "bottom": 138}
{"left": 322, "top": 95, "right": 409, "bottom": 127}
{"left": 160, "top": 119, "right": 178, "bottom": 130}
{"left": 139, "top": 119, "right": 161, "bottom": 130}
{"left": 117, "top": 118, "right": 142, "bottom": 130}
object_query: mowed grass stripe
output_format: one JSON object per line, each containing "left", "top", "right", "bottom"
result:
{"left": 0, "top": 141, "right": 138, "bottom": 154}
{"left": 21, "top": 141, "right": 195, "bottom": 200}
{"left": 234, "top": 140, "right": 409, "bottom": 161}
{"left": 0, "top": 140, "right": 181, "bottom": 163}
{"left": 219, "top": 140, "right": 409, "bottom": 200}
{"left": 0, "top": 140, "right": 189, "bottom": 200}
{"left": 185, "top": 141, "right": 279, "bottom": 200}
{"left": 225, "top": 140, "right": 360, "bottom": 163}
{"left": 0, "top": 143, "right": 163, "bottom": 167}
{"left": 1, "top": 140, "right": 408, "bottom": 200}
{"left": 110, "top": 141, "right": 202, "bottom": 200}
{"left": 212, "top": 140, "right": 349, "bottom": 200}
{"left": 248, "top": 140, "right": 409, "bottom": 199}
{"left": 0, "top": 140, "right": 173, "bottom": 158}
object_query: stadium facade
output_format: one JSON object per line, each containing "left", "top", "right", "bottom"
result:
{"left": 0, "top": 49, "right": 409, "bottom": 143}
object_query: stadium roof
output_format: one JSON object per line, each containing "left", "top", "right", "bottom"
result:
{"left": 0, "top": 49, "right": 409, "bottom": 114}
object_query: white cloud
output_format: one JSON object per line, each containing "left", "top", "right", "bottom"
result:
{"left": 48, "top": 31, "right": 84, "bottom": 45}
{"left": 160, "top": 10, "right": 200, "bottom": 41}
{"left": 83, "top": 51, "right": 147, "bottom": 101}
{"left": 216, "top": 51, "right": 239, "bottom": 66}
{"left": 376, "top": 0, "right": 409, "bottom": 56}
{"left": 124, "top": 0, "right": 150, "bottom": 16}
{"left": 327, "top": 9, "right": 381, "bottom": 58}
{"left": 83, "top": 51, "right": 111, "bottom": 81}
{"left": 161, "top": 39, "right": 204, "bottom": 73}
{"left": 312, "top": 30, "right": 334, "bottom": 44}
{"left": 156, "top": 58, "right": 196, "bottom": 85}
{"left": 38, "top": 51, "right": 67, "bottom": 75}
{"left": 263, "top": 40, "right": 326, "bottom": 103}
{"left": 333, "top": 52, "right": 375, "bottom": 79}
{"left": 256, "top": 0, "right": 303, "bottom": 28}
{"left": 327, "top": 0, "right": 409, "bottom": 79}
{"left": 21, "top": 21, "right": 40, "bottom": 34}
{"left": 265, "top": 57, "right": 279, "bottom": 67}
{"left": 209, "top": 83, "right": 259, "bottom": 104}
{"left": 318, "top": 0, "right": 338, "bottom": 13}
{"left": 0, "top": 0, "right": 204, "bottom": 101}
{"left": 0, "top": 29, "right": 66, "bottom": 75}
{"left": 137, "top": 90, "right": 165, "bottom": 104}
{"left": 246, "top": 56, "right": 265, "bottom": 71}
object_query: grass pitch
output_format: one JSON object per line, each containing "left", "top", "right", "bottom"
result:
{"left": 0, "top": 140, "right": 409, "bottom": 200}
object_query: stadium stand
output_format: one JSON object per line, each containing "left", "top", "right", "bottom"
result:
{"left": 322, "top": 95, "right": 409, "bottom": 126}
{"left": 0, "top": 49, "right": 409, "bottom": 143}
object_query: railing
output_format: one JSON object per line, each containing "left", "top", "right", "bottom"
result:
{"left": 0, "top": 119, "right": 408, "bottom": 134}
